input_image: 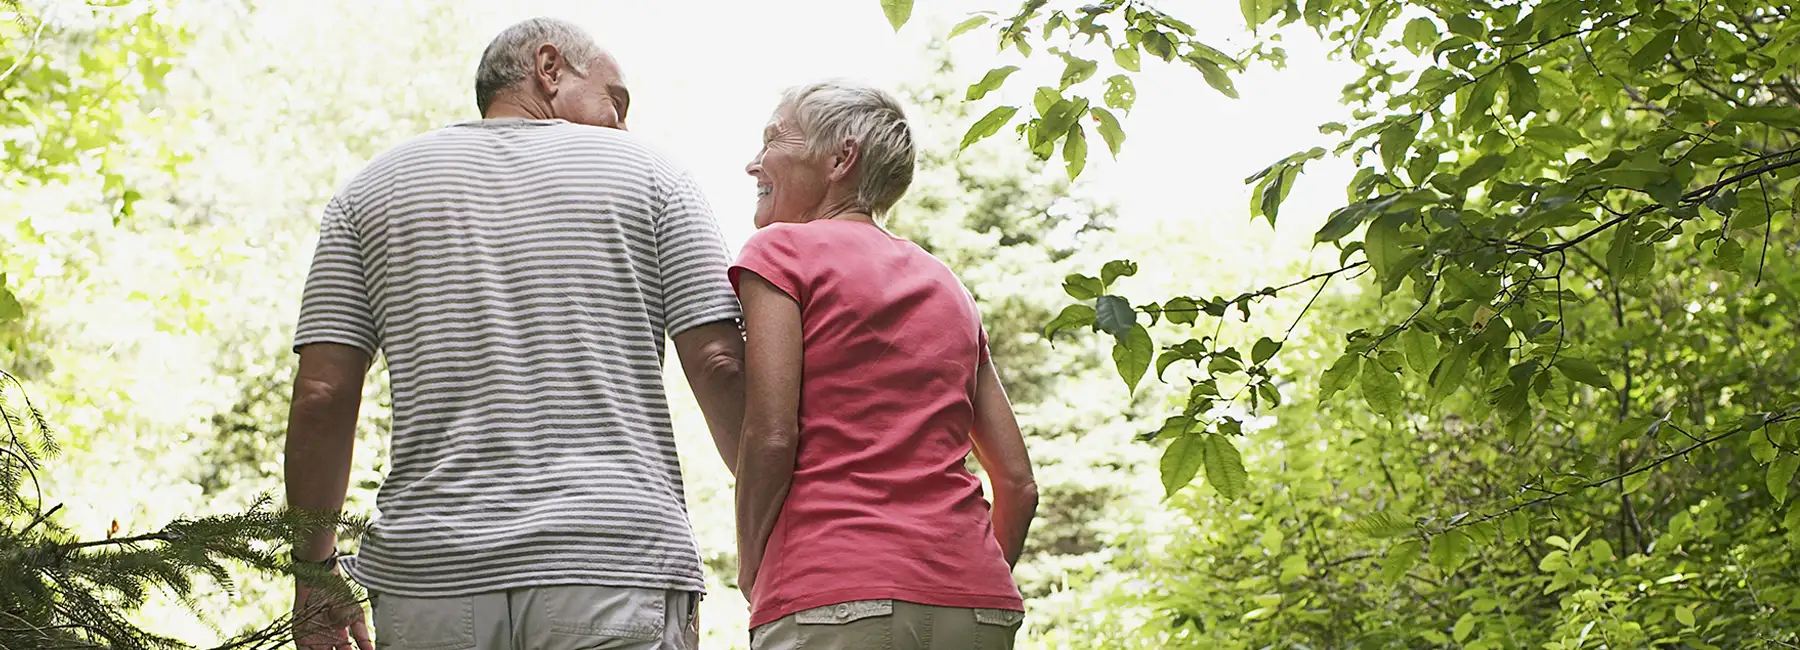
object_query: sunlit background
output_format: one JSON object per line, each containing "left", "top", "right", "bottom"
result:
{"left": 14, "top": 0, "right": 1360, "bottom": 647}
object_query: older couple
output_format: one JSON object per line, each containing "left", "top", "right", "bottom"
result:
{"left": 283, "top": 17, "right": 1036, "bottom": 650}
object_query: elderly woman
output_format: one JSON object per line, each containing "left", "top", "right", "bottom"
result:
{"left": 731, "top": 80, "right": 1039, "bottom": 650}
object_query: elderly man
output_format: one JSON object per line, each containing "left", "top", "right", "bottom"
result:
{"left": 283, "top": 17, "right": 744, "bottom": 650}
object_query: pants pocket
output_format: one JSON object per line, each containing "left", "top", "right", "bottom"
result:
{"left": 972, "top": 608, "right": 1023, "bottom": 650}
{"left": 754, "top": 600, "right": 894, "bottom": 650}
{"left": 371, "top": 593, "right": 475, "bottom": 650}
{"left": 535, "top": 585, "right": 666, "bottom": 647}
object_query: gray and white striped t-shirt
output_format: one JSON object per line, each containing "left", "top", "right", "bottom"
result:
{"left": 293, "top": 118, "right": 742, "bottom": 597}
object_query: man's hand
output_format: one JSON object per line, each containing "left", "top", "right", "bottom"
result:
{"left": 293, "top": 575, "right": 372, "bottom": 650}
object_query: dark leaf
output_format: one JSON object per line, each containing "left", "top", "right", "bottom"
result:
{"left": 1252, "top": 337, "right": 1281, "bottom": 364}
{"left": 1554, "top": 358, "right": 1612, "bottom": 390}
{"left": 1094, "top": 294, "right": 1136, "bottom": 336}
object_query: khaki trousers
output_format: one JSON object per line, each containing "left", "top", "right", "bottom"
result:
{"left": 370, "top": 585, "right": 699, "bottom": 650}
{"left": 750, "top": 600, "right": 1023, "bottom": 650}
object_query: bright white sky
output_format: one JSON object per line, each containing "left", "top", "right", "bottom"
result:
{"left": 466, "top": 0, "right": 1365, "bottom": 251}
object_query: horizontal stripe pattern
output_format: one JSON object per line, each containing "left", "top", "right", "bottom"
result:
{"left": 293, "top": 118, "right": 742, "bottom": 597}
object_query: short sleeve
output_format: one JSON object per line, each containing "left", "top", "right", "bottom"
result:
{"left": 729, "top": 225, "right": 808, "bottom": 304}
{"left": 657, "top": 171, "right": 745, "bottom": 337}
{"left": 978, "top": 325, "right": 992, "bottom": 366}
{"left": 293, "top": 199, "right": 380, "bottom": 355}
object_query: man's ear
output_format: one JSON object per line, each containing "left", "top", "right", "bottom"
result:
{"left": 532, "top": 43, "right": 563, "bottom": 98}
{"left": 827, "top": 137, "right": 861, "bottom": 182}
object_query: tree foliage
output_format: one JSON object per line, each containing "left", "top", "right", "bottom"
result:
{"left": 903, "top": 0, "right": 1800, "bottom": 646}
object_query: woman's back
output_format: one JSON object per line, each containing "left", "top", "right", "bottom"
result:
{"left": 730, "top": 219, "right": 1023, "bottom": 628}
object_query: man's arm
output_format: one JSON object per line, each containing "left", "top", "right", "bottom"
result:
{"left": 284, "top": 343, "right": 372, "bottom": 562}
{"left": 673, "top": 321, "right": 747, "bottom": 476}
{"left": 733, "top": 272, "right": 803, "bottom": 598}
{"left": 969, "top": 363, "right": 1038, "bottom": 567}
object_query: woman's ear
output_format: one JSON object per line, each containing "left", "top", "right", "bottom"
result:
{"left": 827, "top": 137, "right": 861, "bottom": 182}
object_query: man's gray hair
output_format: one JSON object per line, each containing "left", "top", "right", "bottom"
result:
{"left": 474, "top": 17, "right": 604, "bottom": 116}
{"left": 780, "top": 80, "right": 916, "bottom": 216}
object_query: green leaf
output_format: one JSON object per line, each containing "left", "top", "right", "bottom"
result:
{"left": 948, "top": 14, "right": 990, "bottom": 39}
{"left": 1381, "top": 539, "right": 1423, "bottom": 583}
{"left": 1319, "top": 353, "right": 1362, "bottom": 402}
{"left": 1397, "top": 329, "right": 1437, "bottom": 375}
{"left": 1459, "top": 154, "right": 1507, "bottom": 187}
{"left": 1160, "top": 434, "right": 1206, "bottom": 498}
{"left": 1631, "top": 28, "right": 1678, "bottom": 71}
{"left": 1361, "top": 359, "right": 1403, "bottom": 417}
{"left": 1203, "top": 434, "right": 1249, "bottom": 499}
{"left": 1064, "top": 274, "right": 1105, "bottom": 300}
{"left": 1446, "top": 14, "right": 1484, "bottom": 39}
{"left": 1059, "top": 55, "right": 1100, "bottom": 90}
{"left": 0, "top": 287, "right": 22, "bottom": 322}
{"left": 1621, "top": 470, "right": 1650, "bottom": 495}
{"left": 1063, "top": 123, "right": 1088, "bottom": 179}
{"left": 960, "top": 105, "right": 1018, "bottom": 150}
{"left": 1186, "top": 55, "right": 1239, "bottom": 99}
{"left": 1379, "top": 120, "right": 1420, "bottom": 171}
{"left": 1402, "top": 18, "right": 1438, "bottom": 54}
{"left": 1315, "top": 202, "right": 1370, "bottom": 243}
{"left": 966, "top": 66, "right": 1021, "bottom": 101}
{"left": 1240, "top": 0, "right": 1274, "bottom": 27}
{"left": 1430, "top": 530, "right": 1469, "bottom": 570}
{"left": 1724, "top": 106, "right": 1800, "bottom": 129}
{"left": 1453, "top": 613, "right": 1477, "bottom": 643}
{"left": 1102, "top": 260, "right": 1139, "bottom": 287}
{"left": 1554, "top": 358, "right": 1612, "bottom": 390}
{"left": 1770, "top": 455, "right": 1799, "bottom": 504}
{"left": 880, "top": 0, "right": 913, "bottom": 31}
{"left": 1363, "top": 212, "right": 1406, "bottom": 289}
{"left": 1525, "top": 124, "right": 1586, "bottom": 146}
{"left": 1141, "top": 31, "right": 1175, "bottom": 61}
{"left": 1164, "top": 297, "right": 1198, "bottom": 325}
{"left": 1355, "top": 511, "right": 1414, "bottom": 538}
{"left": 1113, "top": 47, "right": 1141, "bottom": 72}
{"left": 1090, "top": 107, "right": 1126, "bottom": 158}
{"left": 1104, "top": 74, "right": 1137, "bottom": 112}
{"left": 1113, "top": 324, "right": 1154, "bottom": 394}
{"left": 1252, "top": 337, "right": 1282, "bottom": 365}
{"left": 1715, "top": 239, "right": 1745, "bottom": 271}
{"left": 1043, "top": 304, "right": 1096, "bottom": 341}
{"left": 1675, "top": 605, "right": 1696, "bottom": 628}
{"left": 1094, "top": 295, "right": 1136, "bottom": 338}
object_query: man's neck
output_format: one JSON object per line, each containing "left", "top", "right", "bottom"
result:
{"left": 483, "top": 95, "right": 553, "bottom": 121}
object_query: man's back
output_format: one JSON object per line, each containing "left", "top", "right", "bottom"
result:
{"left": 294, "top": 118, "right": 741, "bottom": 597}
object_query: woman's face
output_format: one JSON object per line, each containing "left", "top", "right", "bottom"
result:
{"left": 746, "top": 104, "right": 831, "bottom": 228}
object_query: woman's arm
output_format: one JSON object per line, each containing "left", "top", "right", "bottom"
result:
{"left": 969, "top": 363, "right": 1038, "bottom": 567}
{"left": 733, "top": 271, "right": 805, "bottom": 598}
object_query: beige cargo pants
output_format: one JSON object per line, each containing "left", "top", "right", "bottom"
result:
{"left": 370, "top": 586, "right": 699, "bottom": 650}
{"left": 749, "top": 599, "right": 1023, "bottom": 650}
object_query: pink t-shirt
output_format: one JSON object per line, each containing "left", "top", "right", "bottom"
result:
{"left": 730, "top": 220, "right": 1024, "bottom": 627}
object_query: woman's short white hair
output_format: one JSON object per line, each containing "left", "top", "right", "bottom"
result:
{"left": 779, "top": 80, "right": 916, "bottom": 216}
